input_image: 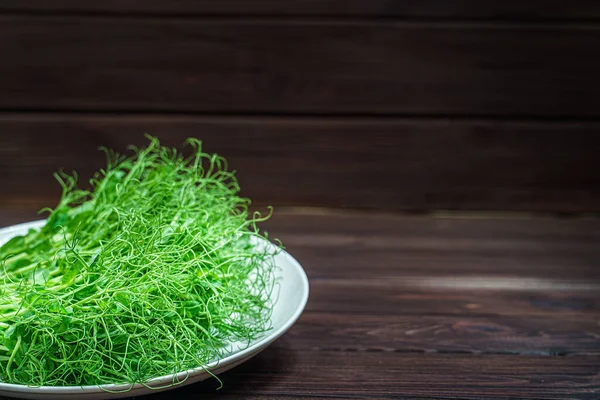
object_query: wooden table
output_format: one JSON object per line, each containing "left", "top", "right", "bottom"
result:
{"left": 1, "top": 209, "right": 598, "bottom": 399}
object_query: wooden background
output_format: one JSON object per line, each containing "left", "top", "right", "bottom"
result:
{"left": 0, "top": 3, "right": 600, "bottom": 399}
{"left": 0, "top": 1, "right": 599, "bottom": 213}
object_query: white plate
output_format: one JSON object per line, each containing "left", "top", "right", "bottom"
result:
{"left": 0, "top": 220, "right": 309, "bottom": 399}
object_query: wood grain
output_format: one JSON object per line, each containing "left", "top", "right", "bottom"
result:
{"left": 306, "top": 282, "right": 600, "bottom": 318}
{"left": 265, "top": 212, "right": 600, "bottom": 280}
{"left": 0, "top": 210, "right": 598, "bottom": 399}
{"left": 289, "top": 312, "right": 600, "bottom": 356}
{"left": 1, "top": 114, "right": 599, "bottom": 212}
{"left": 151, "top": 348, "right": 600, "bottom": 399}
{"left": 1, "top": 18, "right": 599, "bottom": 117}
{"left": 2, "top": 1, "right": 600, "bottom": 20}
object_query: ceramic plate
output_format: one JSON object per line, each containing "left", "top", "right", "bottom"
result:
{"left": 0, "top": 220, "right": 309, "bottom": 399}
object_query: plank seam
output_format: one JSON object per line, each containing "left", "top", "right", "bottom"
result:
{"left": 317, "top": 347, "right": 600, "bottom": 357}
{"left": 2, "top": 110, "right": 600, "bottom": 124}
{"left": 1, "top": 10, "right": 600, "bottom": 28}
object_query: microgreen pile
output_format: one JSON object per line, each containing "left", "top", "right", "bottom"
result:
{"left": 0, "top": 136, "right": 277, "bottom": 387}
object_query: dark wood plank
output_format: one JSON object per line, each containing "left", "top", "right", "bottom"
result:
{"left": 284, "top": 248, "right": 599, "bottom": 282}
{"left": 1, "top": 18, "right": 600, "bottom": 117}
{"left": 307, "top": 282, "right": 600, "bottom": 318}
{"left": 147, "top": 345, "right": 600, "bottom": 399}
{"left": 1, "top": 115, "right": 599, "bottom": 212}
{"left": 2, "top": 1, "right": 600, "bottom": 20}
{"left": 0, "top": 209, "right": 41, "bottom": 227}
{"left": 3, "top": 343, "right": 594, "bottom": 399}
{"left": 274, "top": 212, "right": 600, "bottom": 359}
{"left": 265, "top": 212, "right": 600, "bottom": 318}
{"left": 290, "top": 312, "right": 600, "bottom": 356}
{"left": 265, "top": 211, "right": 600, "bottom": 237}
{"left": 264, "top": 212, "right": 600, "bottom": 280}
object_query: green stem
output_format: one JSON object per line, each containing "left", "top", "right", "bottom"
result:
{"left": 6, "top": 335, "right": 21, "bottom": 378}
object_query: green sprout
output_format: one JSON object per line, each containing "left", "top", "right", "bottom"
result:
{"left": 0, "top": 136, "right": 277, "bottom": 387}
